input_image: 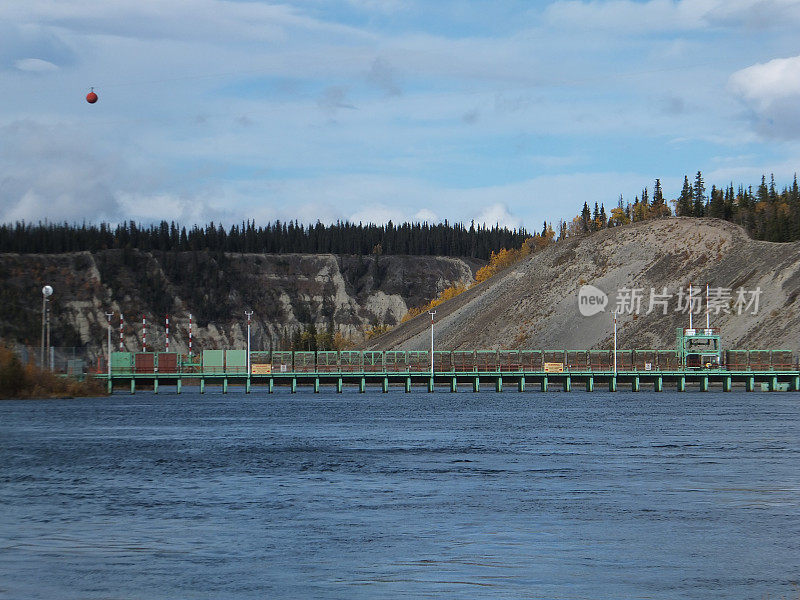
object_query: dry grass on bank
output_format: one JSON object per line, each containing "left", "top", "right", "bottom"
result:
{"left": 0, "top": 344, "right": 106, "bottom": 400}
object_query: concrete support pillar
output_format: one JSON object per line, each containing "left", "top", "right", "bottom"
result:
{"left": 518, "top": 376, "right": 525, "bottom": 392}
{"left": 222, "top": 378, "right": 228, "bottom": 394}
{"left": 107, "top": 379, "right": 113, "bottom": 394}
{"left": 746, "top": 376, "right": 754, "bottom": 392}
{"left": 771, "top": 376, "right": 778, "bottom": 392}
{"left": 632, "top": 376, "right": 639, "bottom": 392}
{"left": 654, "top": 377, "right": 662, "bottom": 392}
{"left": 383, "top": 377, "right": 389, "bottom": 393}
{"left": 609, "top": 376, "right": 617, "bottom": 392}
{"left": 473, "top": 377, "right": 480, "bottom": 392}
{"left": 586, "top": 376, "right": 593, "bottom": 392}
{"left": 337, "top": 378, "right": 343, "bottom": 393}
{"left": 314, "top": 378, "right": 320, "bottom": 393}
{"left": 269, "top": 378, "right": 274, "bottom": 394}
{"left": 723, "top": 377, "right": 732, "bottom": 392}
{"left": 563, "top": 376, "right": 571, "bottom": 392}
{"left": 451, "top": 377, "right": 457, "bottom": 393}
{"left": 405, "top": 377, "right": 411, "bottom": 393}
{"left": 496, "top": 376, "right": 503, "bottom": 393}
{"left": 700, "top": 376, "right": 709, "bottom": 392}
{"left": 130, "top": 378, "right": 135, "bottom": 395}
{"left": 153, "top": 379, "right": 158, "bottom": 394}
{"left": 359, "top": 378, "right": 366, "bottom": 393}
{"left": 793, "top": 375, "right": 800, "bottom": 392}
{"left": 541, "top": 376, "right": 548, "bottom": 392}
{"left": 428, "top": 377, "right": 434, "bottom": 393}
{"left": 678, "top": 376, "right": 685, "bottom": 392}
{"left": 200, "top": 379, "right": 204, "bottom": 394}
{"left": 177, "top": 379, "right": 182, "bottom": 394}
{"left": 291, "top": 378, "right": 297, "bottom": 393}
{"left": 245, "top": 378, "right": 250, "bottom": 394}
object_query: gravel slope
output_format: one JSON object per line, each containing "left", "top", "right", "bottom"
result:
{"left": 366, "top": 218, "right": 800, "bottom": 353}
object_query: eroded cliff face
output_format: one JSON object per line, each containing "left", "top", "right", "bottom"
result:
{"left": 367, "top": 218, "right": 800, "bottom": 354}
{"left": 0, "top": 251, "right": 481, "bottom": 353}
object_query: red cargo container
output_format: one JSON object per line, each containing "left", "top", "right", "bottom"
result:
{"left": 135, "top": 353, "right": 155, "bottom": 373}
{"left": 157, "top": 353, "right": 178, "bottom": 373}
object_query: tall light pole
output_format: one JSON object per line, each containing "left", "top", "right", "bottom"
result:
{"left": 245, "top": 310, "right": 253, "bottom": 375}
{"left": 105, "top": 312, "right": 114, "bottom": 379}
{"left": 428, "top": 310, "right": 436, "bottom": 375}
{"left": 613, "top": 310, "right": 617, "bottom": 376}
{"left": 41, "top": 286, "right": 53, "bottom": 370}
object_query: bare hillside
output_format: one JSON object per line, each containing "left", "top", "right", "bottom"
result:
{"left": 366, "top": 218, "right": 800, "bottom": 353}
{"left": 0, "top": 251, "right": 481, "bottom": 353}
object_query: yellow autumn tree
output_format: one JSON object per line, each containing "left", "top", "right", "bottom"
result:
{"left": 401, "top": 230, "right": 556, "bottom": 322}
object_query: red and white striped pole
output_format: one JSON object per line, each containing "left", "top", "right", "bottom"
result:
{"left": 188, "top": 313, "right": 193, "bottom": 357}
{"left": 119, "top": 313, "right": 124, "bottom": 351}
{"left": 165, "top": 314, "right": 170, "bottom": 352}
{"left": 142, "top": 315, "right": 147, "bottom": 352}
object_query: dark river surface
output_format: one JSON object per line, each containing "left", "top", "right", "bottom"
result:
{"left": 1, "top": 389, "right": 798, "bottom": 599}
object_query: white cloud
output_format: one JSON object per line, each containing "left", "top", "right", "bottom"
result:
{"left": 544, "top": 0, "right": 800, "bottom": 33}
{"left": 414, "top": 208, "right": 438, "bottom": 223}
{"left": 14, "top": 58, "right": 58, "bottom": 72}
{"left": 346, "top": 0, "right": 407, "bottom": 12}
{"left": 0, "top": 120, "right": 123, "bottom": 223}
{"left": 0, "top": 0, "right": 371, "bottom": 44}
{"left": 729, "top": 56, "right": 800, "bottom": 107}
{"left": 706, "top": 0, "right": 800, "bottom": 28}
{"left": 543, "top": 0, "right": 710, "bottom": 33}
{"left": 349, "top": 204, "right": 407, "bottom": 224}
{"left": 474, "top": 203, "right": 522, "bottom": 229}
{"left": 729, "top": 55, "right": 800, "bottom": 138}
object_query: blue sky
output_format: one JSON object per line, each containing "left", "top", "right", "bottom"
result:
{"left": 3, "top": 0, "right": 800, "bottom": 230}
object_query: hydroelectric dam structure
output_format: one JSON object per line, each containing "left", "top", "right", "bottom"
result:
{"left": 100, "top": 328, "right": 800, "bottom": 394}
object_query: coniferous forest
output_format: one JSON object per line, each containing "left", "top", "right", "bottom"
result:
{"left": 0, "top": 220, "right": 528, "bottom": 260}
{"left": 672, "top": 172, "right": 800, "bottom": 242}
{"left": 571, "top": 173, "right": 800, "bottom": 243}
{"left": 1, "top": 172, "right": 799, "bottom": 257}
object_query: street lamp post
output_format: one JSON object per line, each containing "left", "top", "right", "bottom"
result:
{"left": 245, "top": 310, "right": 253, "bottom": 375}
{"left": 41, "top": 286, "right": 53, "bottom": 370}
{"left": 428, "top": 310, "right": 436, "bottom": 375}
{"left": 105, "top": 312, "right": 113, "bottom": 380}
{"left": 613, "top": 310, "right": 617, "bottom": 376}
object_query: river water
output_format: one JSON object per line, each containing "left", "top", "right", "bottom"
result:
{"left": 1, "top": 389, "right": 798, "bottom": 599}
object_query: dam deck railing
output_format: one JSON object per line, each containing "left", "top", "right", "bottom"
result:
{"left": 98, "top": 347, "right": 800, "bottom": 393}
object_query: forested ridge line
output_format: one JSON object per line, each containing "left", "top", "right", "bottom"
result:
{"left": 569, "top": 172, "right": 800, "bottom": 243}
{"left": 2, "top": 171, "right": 798, "bottom": 258}
{"left": 0, "top": 219, "right": 528, "bottom": 260}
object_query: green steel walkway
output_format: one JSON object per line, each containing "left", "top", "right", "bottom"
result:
{"left": 100, "top": 370, "right": 800, "bottom": 394}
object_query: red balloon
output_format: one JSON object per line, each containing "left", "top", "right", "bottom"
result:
{"left": 86, "top": 90, "right": 98, "bottom": 104}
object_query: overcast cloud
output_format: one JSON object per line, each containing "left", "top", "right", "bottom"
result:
{"left": 2, "top": 0, "right": 800, "bottom": 230}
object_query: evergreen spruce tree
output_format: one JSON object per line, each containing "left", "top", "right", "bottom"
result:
{"left": 581, "top": 202, "right": 592, "bottom": 233}
{"left": 708, "top": 185, "right": 725, "bottom": 218}
{"left": 693, "top": 171, "right": 706, "bottom": 217}
{"left": 653, "top": 179, "right": 663, "bottom": 204}
{"left": 677, "top": 176, "right": 693, "bottom": 216}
